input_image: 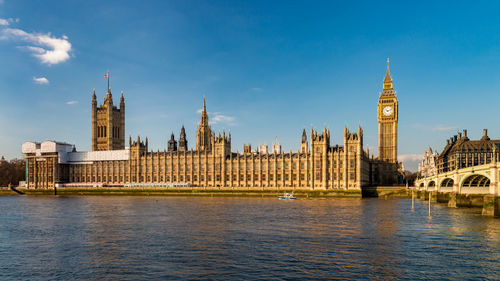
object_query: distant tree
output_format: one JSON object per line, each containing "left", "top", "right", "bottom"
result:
{"left": 0, "top": 157, "right": 25, "bottom": 186}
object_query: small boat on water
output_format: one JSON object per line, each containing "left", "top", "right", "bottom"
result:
{"left": 278, "top": 193, "right": 296, "bottom": 200}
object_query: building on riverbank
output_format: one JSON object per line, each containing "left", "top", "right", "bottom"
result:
{"left": 22, "top": 63, "right": 401, "bottom": 190}
{"left": 415, "top": 129, "right": 500, "bottom": 201}
{"left": 436, "top": 129, "right": 500, "bottom": 174}
{"left": 418, "top": 147, "right": 438, "bottom": 178}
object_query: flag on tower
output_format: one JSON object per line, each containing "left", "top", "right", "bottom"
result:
{"left": 104, "top": 73, "right": 109, "bottom": 79}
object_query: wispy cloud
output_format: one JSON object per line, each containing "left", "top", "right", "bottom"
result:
{"left": 252, "top": 87, "right": 263, "bottom": 92}
{"left": 33, "top": 77, "right": 49, "bottom": 84}
{"left": 66, "top": 100, "right": 78, "bottom": 105}
{"left": 211, "top": 113, "right": 235, "bottom": 125}
{"left": 1, "top": 27, "right": 72, "bottom": 65}
{"left": 413, "top": 123, "right": 457, "bottom": 132}
{"left": 431, "top": 125, "right": 457, "bottom": 131}
{"left": 0, "top": 18, "right": 19, "bottom": 26}
{"left": 196, "top": 109, "right": 236, "bottom": 125}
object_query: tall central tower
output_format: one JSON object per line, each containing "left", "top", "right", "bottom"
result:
{"left": 377, "top": 59, "right": 398, "bottom": 163}
{"left": 91, "top": 88, "right": 125, "bottom": 151}
{"left": 195, "top": 97, "right": 212, "bottom": 151}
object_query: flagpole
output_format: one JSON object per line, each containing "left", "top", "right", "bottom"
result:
{"left": 107, "top": 70, "right": 110, "bottom": 90}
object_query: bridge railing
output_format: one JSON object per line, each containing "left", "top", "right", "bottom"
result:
{"left": 438, "top": 186, "right": 453, "bottom": 193}
{"left": 460, "top": 186, "right": 490, "bottom": 195}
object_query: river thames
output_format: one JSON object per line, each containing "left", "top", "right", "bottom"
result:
{"left": 0, "top": 196, "right": 499, "bottom": 280}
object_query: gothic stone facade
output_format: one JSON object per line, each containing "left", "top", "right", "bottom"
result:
{"left": 23, "top": 102, "right": 370, "bottom": 190}
{"left": 418, "top": 147, "right": 438, "bottom": 178}
{"left": 23, "top": 64, "right": 399, "bottom": 189}
{"left": 92, "top": 88, "right": 125, "bottom": 151}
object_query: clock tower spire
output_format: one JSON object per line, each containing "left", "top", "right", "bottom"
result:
{"left": 377, "top": 58, "right": 398, "bottom": 163}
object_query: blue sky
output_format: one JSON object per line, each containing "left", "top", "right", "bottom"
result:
{"left": 1, "top": 0, "right": 500, "bottom": 171}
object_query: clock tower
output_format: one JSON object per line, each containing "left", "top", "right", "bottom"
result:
{"left": 377, "top": 59, "right": 398, "bottom": 163}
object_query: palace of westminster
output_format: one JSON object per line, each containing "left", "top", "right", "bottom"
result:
{"left": 22, "top": 63, "right": 401, "bottom": 189}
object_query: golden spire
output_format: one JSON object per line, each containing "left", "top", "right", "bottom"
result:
{"left": 383, "top": 58, "right": 393, "bottom": 89}
{"left": 200, "top": 96, "right": 209, "bottom": 126}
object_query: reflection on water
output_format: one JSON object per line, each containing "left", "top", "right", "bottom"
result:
{"left": 0, "top": 196, "right": 499, "bottom": 280}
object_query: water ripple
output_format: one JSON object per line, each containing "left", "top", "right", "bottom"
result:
{"left": 0, "top": 196, "right": 499, "bottom": 280}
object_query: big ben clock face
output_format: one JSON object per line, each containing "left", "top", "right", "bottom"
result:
{"left": 383, "top": 106, "right": 393, "bottom": 116}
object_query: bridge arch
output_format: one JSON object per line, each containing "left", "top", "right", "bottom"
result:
{"left": 460, "top": 174, "right": 490, "bottom": 194}
{"left": 427, "top": 180, "right": 436, "bottom": 190}
{"left": 439, "top": 178, "right": 454, "bottom": 192}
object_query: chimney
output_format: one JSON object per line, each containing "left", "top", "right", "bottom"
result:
{"left": 454, "top": 135, "right": 457, "bottom": 142}
{"left": 447, "top": 139, "right": 450, "bottom": 145}
{"left": 483, "top": 129, "right": 488, "bottom": 137}
{"left": 463, "top": 129, "right": 467, "bottom": 137}
{"left": 458, "top": 132, "right": 462, "bottom": 139}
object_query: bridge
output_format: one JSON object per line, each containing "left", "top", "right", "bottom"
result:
{"left": 415, "top": 162, "right": 499, "bottom": 195}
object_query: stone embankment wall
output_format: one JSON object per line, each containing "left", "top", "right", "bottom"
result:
{"left": 13, "top": 186, "right": 363, "bottom": 197}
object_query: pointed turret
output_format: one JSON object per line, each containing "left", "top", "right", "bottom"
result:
{"left": 178, "top": 125, "right": 188, "bottom": 151}
{"left": 195, "top": 96, "right": 212, "bottom": 151}
{"left": 302, "top": 129, "right": 307, "bottom": 143}
{"left": 384, "top": 58, "right": 392, "bottom": 82}
{"left": 168, "top": 132, "right": 177, "bottom": 152}
{"left": 382, "top": 58, "right": 394, "bottom": 91}
{"left": 200, "top": 96, "right": 208, "bottom": 125}
{"left": 180, "top": 126, "right": 186, "bottom": 138}
{"left": 105, "top": 88, "right": 113, "bottom": 105}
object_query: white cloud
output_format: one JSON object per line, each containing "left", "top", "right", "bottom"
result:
{"left": 196, "top": 109, "right": 236, "bottom": 125}
{"left": 0, "top": 18, "right": 19, "bottom": 26}
{"left": 1, "top": 28, "right": 72, "bottom": 65}
{"left": 398, "top": 154, "right": 423, "bottom": 172}
{"left": 33, "top": 77, "right": 49, "bottom": 84}
{"left": 211, "top": 113, "right": 235, "bottom": 125}
{"left": 66, "top": 100, "right": 78, "bottom": 105}
{"left": 398, "top": 154, "right": 422, "bottom": 162}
